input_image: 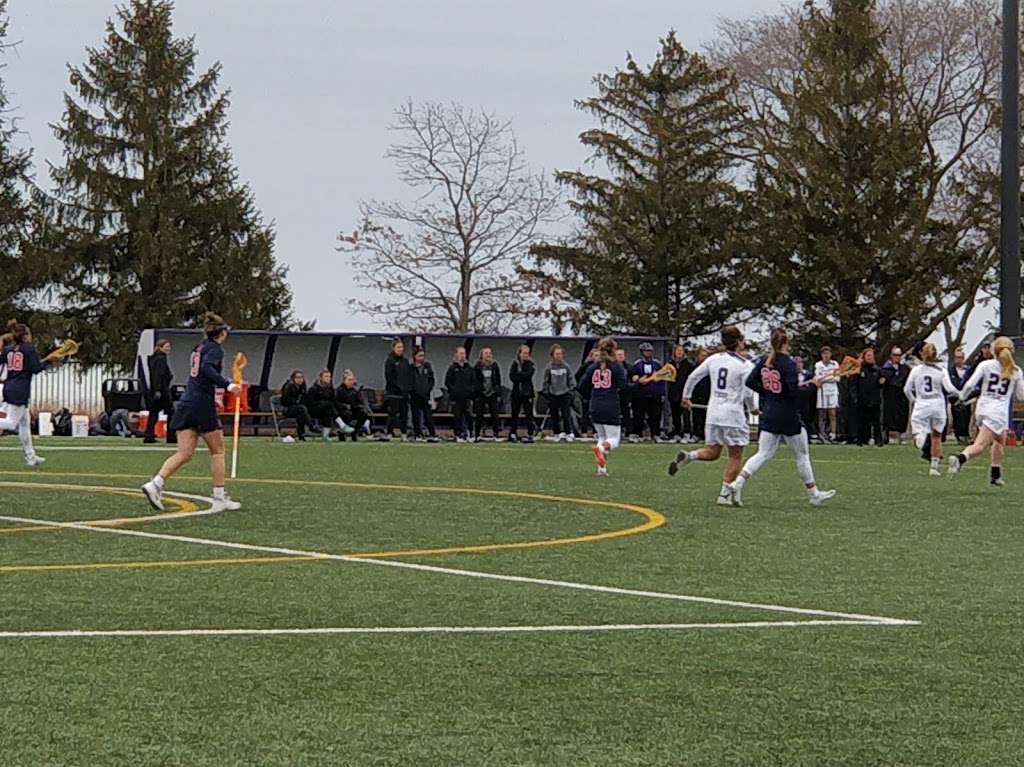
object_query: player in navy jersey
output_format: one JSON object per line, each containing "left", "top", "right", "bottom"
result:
{"left": 727, "top": 328, "right": 835, "bottom": 507}
{"left": 579, "top": 337, "right": 628, "bottom": 477}
{"left": 0, "top": 320, "right": 61, "bottom": 466}
{"left": 142, "top": 313, "right": 243, "bottom": 513}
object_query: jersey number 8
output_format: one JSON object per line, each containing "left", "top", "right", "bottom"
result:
{"left": 190, "top": 351, "right": 202, "bottom": 378}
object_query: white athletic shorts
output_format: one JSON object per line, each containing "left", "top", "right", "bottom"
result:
{"left": 595, "top": 423, "right": 621, "bottom": 450}
{"left": 911, "top": 406, "right": 947, "bottom": 437}
{"left": 706, "top": 423, "right": 750, "bottom": 447}
{"left": 976, "top": 413, "right": 1009, "bottom": 436}
{"left": 817, "top": 389, "right": 839, "bottom": 409}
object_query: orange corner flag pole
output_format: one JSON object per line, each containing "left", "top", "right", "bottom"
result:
{"left": 230, "top": 352, "right": 248, "bottom": 479}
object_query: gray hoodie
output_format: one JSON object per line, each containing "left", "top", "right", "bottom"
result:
{"left": 543, "top": 361, "right": 573, "bottom": 397}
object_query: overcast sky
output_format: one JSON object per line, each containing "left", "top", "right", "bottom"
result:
{"left": 8, "top": 0, "right": 790, "bottom": 332}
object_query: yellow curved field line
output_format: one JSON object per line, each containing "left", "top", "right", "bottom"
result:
{"left": 0, "top": 482, "right": 198, "bottom": 534}
{"left": 0, "top": 470, "right": 665, "bottom": 573}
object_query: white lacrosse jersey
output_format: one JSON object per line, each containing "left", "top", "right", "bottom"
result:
{"left": 814, "top": 360, "right": 840, "bottom": 392}
{"left": 904, "top": 364, "right": 957, "bottom": 413}
{"left": 683, "top": 351, "right": 755, "bottom": 428}
{"left": 960, "top": 359, "right": 1024, "bottom": 421}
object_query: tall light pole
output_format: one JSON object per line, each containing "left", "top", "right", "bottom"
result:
{"left": 1001, "top": 0, "right": 1021, "bottom": 338}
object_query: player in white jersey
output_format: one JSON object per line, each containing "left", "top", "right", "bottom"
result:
{"left": 903, "top": 343, "right": 958, "bottom": 476}
{"left": 814, "top": 346, "right": 840, "bottom": 441}
{"left": 949, "top": 336, "right": 1024, "bottom": 485}
{"left": 668, "top": 326, "right": 757, "bottom": 506}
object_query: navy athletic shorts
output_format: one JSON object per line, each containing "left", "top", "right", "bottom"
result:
{"left": 169, "top": 401, "right": 222, "bottom": 434}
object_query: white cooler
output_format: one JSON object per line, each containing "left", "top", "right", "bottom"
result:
{"left": 71, "top": 414, "right": 89, "bottom": 438}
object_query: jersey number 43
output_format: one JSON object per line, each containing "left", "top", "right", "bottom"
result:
{"left": 591, "top": 368, "right": 613, "bottom": 389}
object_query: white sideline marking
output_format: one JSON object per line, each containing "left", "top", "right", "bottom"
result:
{"left": 0, "top": 512, "right": 920, "bottom": 627}
{"left": 0, "top": 446, "right": 201, "bottom": 453}
{"left": 0, "top": 620, "right": 904, "bottom": 640}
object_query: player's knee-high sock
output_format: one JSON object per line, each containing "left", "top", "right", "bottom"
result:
{"left": 16, "top": 412, "right": 35, "bottom": 459}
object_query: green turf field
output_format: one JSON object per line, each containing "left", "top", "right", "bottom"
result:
{"left": 1, "top": 436, "right": 1021, "bottom": 766}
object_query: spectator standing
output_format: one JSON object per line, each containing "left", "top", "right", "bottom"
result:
{"left": 473, "top": 347, "right": 503, "bottom": 441}
{"left": 880, "top": 346, "right": 910, "bottom": 444}
{"left": 383, "top": 338, "right": 414, "bottom": 440}
{"left": 508, "top": 344, "right": 537, "bottom": 443}
{"left": 336, "top": 369, "right": 369, "bottom": 441}
{"left": 575, "top": 348, "right": 601, "bottom": 436}
{"left": 814, "top": 346, "right": 840, "bottom": 442}
{"left": 690, "top": 347, "right": 711, "bottom": 442}
{"left": 949, "top": 348, "right": 972, "bottom": 444}
{"left": 280, "top": 370, "right": 312, "bottom": 441}
{"left": 856, "top": 348, "right": 883, "bottom": 446}
{"left": 144, "top": 338, "right": 176, "bottom": 444}
{"left": 410, "top": 347, "right": 439, "bottom": 442}
{"left": 543, "top": 344, "right": 575, "bottom": 442}
{"left": 631, "top": 342, "right": 667, "bottom": 441}
{"left": 666, "top": 344, "right": 694, "bottom": 443}
{"left": 444, "top": 347, "right": 477, "bottom": 442}
{"left": 614, "top": 347, "right": 636, "bottom": 441}
{"left": 795, "top": 356, "right": 817, "bottom": 439}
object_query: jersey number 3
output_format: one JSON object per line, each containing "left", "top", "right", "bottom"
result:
{"left": 760, "top": 367, "right": 782, "bottom": 394}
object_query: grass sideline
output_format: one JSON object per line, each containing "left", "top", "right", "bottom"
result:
{"left": 0, "top": 436, "right": 1021, "bottom": 766}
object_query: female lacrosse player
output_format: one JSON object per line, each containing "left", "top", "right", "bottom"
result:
{"left": 903, "top": 343, "right": 958, "bottom": 476}
{"left": 579, "top": 337, "right": 628, "bottom": 477}
{"left": 727, "top": 328, "right": 835, "bottom": 508}
{"left": 142, "top": 313, "right": 243, "bottom": 512}
{"left": 668, "top": 326, "right": 757, "bottom": 506}
{"left": 0, "top": 320, "right": 60, "bottom": 466}
{"left": 949, "top": 336, "right": 1024, "bottom": 485}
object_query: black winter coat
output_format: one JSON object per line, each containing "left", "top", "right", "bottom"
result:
{"left": 445, "top": 362, "right": 478, "bottom": 401}
{"left": 412, "top": 362, "right": 436, "bottom": 399}
{"left": 281, "top": 380, "right": 307, "bottom": 408}
{"left": 384, "top": 353, "right": 414, "bottom": 396}
{"left": 508, "top": 359, "right": 536, "bottom": 398}
{"left": 147, "top": 351, "right": 173, "bottom": 400}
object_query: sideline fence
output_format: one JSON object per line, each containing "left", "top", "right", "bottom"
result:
{"left": 24, "top": 363, "right": 124, "bottom": 418}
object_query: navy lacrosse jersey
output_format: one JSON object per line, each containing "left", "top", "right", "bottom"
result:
{"left": 1, "top": 342, "right": 48, "bottom": 406}
{"left": 580, "top": 360, "right": 628, "bottom": 425}
{"left": 179, "top": 339, "right": 231, "bottom": 407}
{"left": 745, "top": 352, "right": 816, "bottom": 436}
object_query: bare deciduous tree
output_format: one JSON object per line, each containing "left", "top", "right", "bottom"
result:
{"left": 339, "top": 102, "right": 562, "bottom": 333}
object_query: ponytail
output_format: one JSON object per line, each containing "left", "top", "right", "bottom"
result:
{"left": 994, "top": 336, "right": 1016, "bottom": 380}
{"left": 765, "top": 327, "right": 788, "bottom": 369}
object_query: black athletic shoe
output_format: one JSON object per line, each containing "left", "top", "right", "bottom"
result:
{"left": 668, "top": 451, "right": 690, "bottom": 477}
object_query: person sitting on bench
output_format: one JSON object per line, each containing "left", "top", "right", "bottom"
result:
{"left": 336, "top": 369, "right": 370, "bottom": 442}
{"left": 280, "top": 370, "right": 312, "bottom": 441}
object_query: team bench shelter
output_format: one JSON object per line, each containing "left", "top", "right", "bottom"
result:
{"left": 133, "top": 329, "right": 673, "bottom": 437}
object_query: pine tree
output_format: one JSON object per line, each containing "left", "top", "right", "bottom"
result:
{"left": 45, "top": 0, "right": 292, "bottom": 367}
{"left": 0, "top": 0, "right": 37, "bottom": 321}
{"left": 747, "top": 0, "right": 941, "bottom": 352}
{"left": 529, "top": 32, "right": 747, "bottom": 338}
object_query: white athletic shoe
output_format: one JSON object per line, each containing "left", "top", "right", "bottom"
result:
{"left": 727, "top": 482, "right": 743, "bottom": 507}
{"left": 25, "top": 455, "right": 45, "bottom": 467}
{"left": 991, "top": 477, "right": 1006, "bottom": 487}
{"left": 141, "top": 481, "right": 164, "bottom": 512}
{"left": 929, "top": 468, "right": 942, "bottom": 477}
{"left": 566, "top": 434, "right": 575, "bottom": 443}
{"left": 715, "top": 495, "right": 732, "bottom": 507}
{"left": 947, "top": 455, "right": 960, "bottom": 478}
{"left": 210, "top": 496, "right": 242, "bottom": 512}
{"left": 596, "top": 467, "right": 609, "bottom": 477}
{"left": 809, "top": 489, "right": 836, "bottom": 507}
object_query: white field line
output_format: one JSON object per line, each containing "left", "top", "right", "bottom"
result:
{"left": 0, "top": 511, "right": 920, "bottom": 627}
{"left": 0, "top": 620, "right": 902, "bottom": 640}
